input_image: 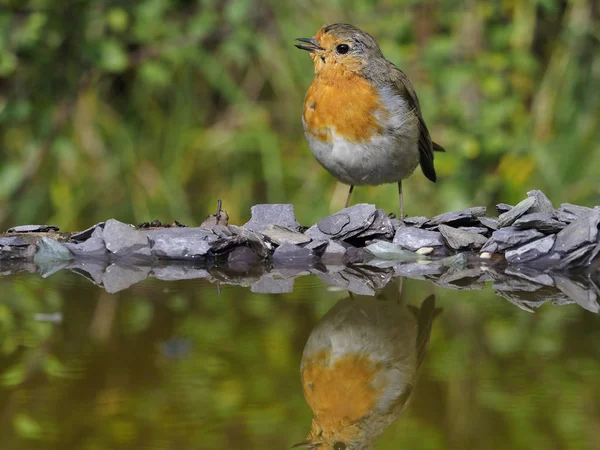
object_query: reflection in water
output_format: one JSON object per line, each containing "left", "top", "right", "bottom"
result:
{"left": 296, "top": 281, "right": 441, "bottom": 450}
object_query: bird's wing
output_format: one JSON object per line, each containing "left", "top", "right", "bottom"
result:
{"left": 388, "top": 66, "right": 444, "bottom": 183}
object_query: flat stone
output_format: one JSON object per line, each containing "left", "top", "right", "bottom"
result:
{"left": 555, "top": 244, "right": 596, "bottom": 270}
{"left": 0, "top": 237, "right": 29, "bottom": 247}
{"left": 393, "top": 227, "right": 445, "bottom": 251}
{"left": 496, "top": 203, "right": 513, "bottom": 215}
{"left": 523, "top": 252, "right": 561, "bottom": 270}
{"left": 64, "top": 227, "right": 107, "bottom": 257}
{"left": 7, "top": 225, "right": 60, "bottom": 233}
{"left": 482, "top": 227, "right": 544, "bottom": 252}
{"left": 526, "top": 190, "right": 554, "bottom": 214}
{"left": 438, "top": 224, "right": 488, "bottom": 251}
{"left": 306, "top": 239, "right": 347, "bottom": 264}
{"left": 498, "top": 196, "right": 536, "bottom": 227}
{"left": 427, "top": 207, "right": 486, "bottom": 227}
{"left": 365, "top": 241, "right": 422, "bottom": 261}
{"left": 260, "top": 225, "right": 311, "bottom": 245}
{"left": 103, "top": 219, "right": 152, "bottom": 259}
{"left": 70, "top": 222, "right": 105, "bottom": 242}
{"left": 512, "top": 212, "right": 565, "bottom": 234}
{"left": 210, "top": 225, "right": 270, "bottom": 258}
{"left": 103, "top": 263, "right": 151, "bottom": 294}
{"left": 458, "top": 226, "right": 490, "bottom": 235}
{"left": 401, "top": 216, "right": 429, "bottom": 227}
{"left": 243, "top": 204, "right": 300, "bottom": 232}
{"left": 393, "top": 261, "right": 444, "bottom": 278}
{"left": 273, "top": 242, "right": 318, "bottom": 266}
{"left": 553, "top": 209, "right": 600, "bottom": 254}
{"left": 251, "top": 273, "right": 295, "bottom": 294}
{"left": 505, "top": 234, "right": 555, "bottom": 263}
{"left": 34, "top": 237, "right": 73, "bottom": 264}
{"left": 478, "top": 217, "right": 499, "bottom": 230}
{"left": 144, "top": 227, "right": 214, "bottom": 259}
{"left": 554, "top": 203, "right": 593, "bottom": 223}
{"left": 315, "top": 204, "right": 377, "bottom": 239}
{"left": 354, "top": 209, "right": 394, "bottom": 240}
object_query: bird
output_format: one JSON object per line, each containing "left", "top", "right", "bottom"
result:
{"left": 295, "top": 23, "right": 445, "bottom": 219}
{"left": 293, "top": 282, "right": 441, "bottom": 450}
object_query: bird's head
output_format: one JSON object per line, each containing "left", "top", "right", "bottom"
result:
{"left": 295, "top": 24, "right": 383, "bottom": 76}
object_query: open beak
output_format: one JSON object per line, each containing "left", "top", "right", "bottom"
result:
{"left": 295, "top": 38, "right": 323, "bottom": 52}
{"left": 291, "top": 440, "right": 322, "bottom": 448}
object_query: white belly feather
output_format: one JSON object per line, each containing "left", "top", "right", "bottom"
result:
{"left": 303, "top": 85, "right": 420, "bottom": 186}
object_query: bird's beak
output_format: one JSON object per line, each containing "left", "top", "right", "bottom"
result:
{"left": 295, "top": 38, "right": 323, "bottom": 52}
{"left": 291, "top": 440, "right": 322, "bottom": 448}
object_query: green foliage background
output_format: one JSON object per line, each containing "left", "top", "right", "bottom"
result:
{"left": 0, "top": 0, "right": 599, "bottom": 229}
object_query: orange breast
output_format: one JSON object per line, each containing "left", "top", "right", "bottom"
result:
{"left": 302, "top": 350, "right": 384, "bottom": 425}
{"left": 303, "top": 71, "right": 384, "bottom": 144}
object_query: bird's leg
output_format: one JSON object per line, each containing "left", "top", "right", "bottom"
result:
{"left": 398, "top": 181, "right": 404, "bottom": 219}
{"left": 345, "top": 185, "right": 354, "bottom": 208}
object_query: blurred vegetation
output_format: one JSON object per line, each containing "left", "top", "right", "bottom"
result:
{"left": 0, "top": 0, "right": 599, "bottom": 230}
{"left": 0, "top": 274, "right": 599, "bottom": 449}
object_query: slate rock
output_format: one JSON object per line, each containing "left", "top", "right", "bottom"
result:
{"left": 393, "top": 227, "right": 445, "bottom": 251}
{"left": 554, "top": 203, "right": 593, "bottom": 223}
{"left": 321, "top": 204, "right": 376, "bottom": 237}
{"left": 512, "top": 212, "right": 565, "bottom": 234}
{"left": 306, "top": 239, "right": 347, "bottom": 264}
{"left": 393, "top": 261, "right": 444, "bottom": 279}
{"left": 478, "top": 217, "right": 499, "bottom": 230}
{"left": 103, "top": 219, "right": 152, "bottom": 259}
{"left": 64, "top": 227, "right": 107, "bottom": 257}
{"left": 34, "top": 237, "right": 73, "bottom": 263}
{"left": 402, "top": 216, "right": 429, "bottom": 227}
{"left": 459, "top": 226, "right": 490, "bottom": 235}
{"left": 365, "top": 241, "right": 422, "bottom": 261}
{"left": 553, "top": 209, "right": 600, "bottom": 254}
{"left": 482, "top": 227, "right": 544, "bottom": 252}
{"left": 526, "top": 190, "right": 554, "bottom": 214}
{"left": 498, "top": 196, "right": 536, "bottom": 227}
{"left": 505, "top": 234, "right": 555, "bottom": 263}
{"left": 210, "top": 225, "right": 270, "bottom": 258}
{"left": 496, "top": 203, "right": 513, "bottom": 215}
{"left": 427, "top": 207, "right": 486, "bottom": 227}
{"left": 243, "top": 204, "right": 300, "bottom": 232}
{"left": 260, "top": 225, "right": 311, "bottom": 245}
{"left": 70, "top": 222, "right": 105, "bottom": 242}
{"left": 504, "top": 266, "right": 555, "bottom": 287}
{"left": 273, "top": 243, "right": 318, "bottom": 266}
{"left": 438, "top": 224, "right": 488, "bottom": 251}
{"left": 354, "top": 209, "right": 394, "bottom": 240}
{"left": 555, "top": 244, "right": 596, "bottom": 270}
{"left": 0, "top": 237, "right": 29, "bottom": 247}
{"left": 144, "top": 227, "right": 214, "bottom": 259}
{"left": 7, "top": 225, "right": 60, "bottom": 233}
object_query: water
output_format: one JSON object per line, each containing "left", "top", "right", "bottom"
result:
{"left": 0, "top": 268, "right": 599, "bottom": 450}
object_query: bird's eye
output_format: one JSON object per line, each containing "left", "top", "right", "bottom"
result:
{"left": 333, "top": 442, "right": 346, "bottom": 450}
{"left": 336, "top": 44, "right": 350, "bottom": 54}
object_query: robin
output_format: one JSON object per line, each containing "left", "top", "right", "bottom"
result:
{"left": 294, "top": 282, "right": 441, "bottom": 450}
{"left": 296, "top": 24, "right": 445, "bottom": 218}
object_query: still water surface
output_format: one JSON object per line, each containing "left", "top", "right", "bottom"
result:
{"left": 1, "top": 271, "right": 599, "bottom": 450}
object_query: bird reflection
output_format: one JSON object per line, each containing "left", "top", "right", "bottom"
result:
{"left": 295, "top": 280, "right": 441, "bottom": 450}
